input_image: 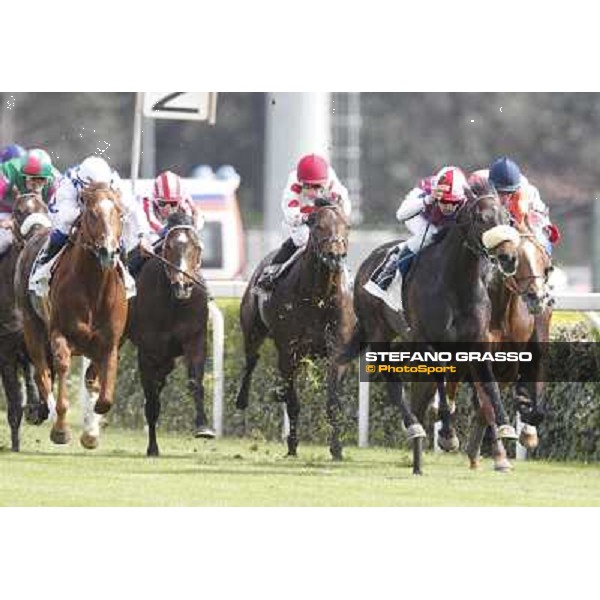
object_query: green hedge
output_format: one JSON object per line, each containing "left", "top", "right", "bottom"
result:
{"left": 3, "top": 300, "right": 598, "bottom": 461}
{"left": 109, "top": 302, "right": 600, "bottom": 461}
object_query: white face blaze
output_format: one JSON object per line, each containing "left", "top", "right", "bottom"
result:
{"left": 98, "top": 197, "right": 118, "bottom": 251}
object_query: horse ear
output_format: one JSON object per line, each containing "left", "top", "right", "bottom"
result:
{"left": 12, "top": 185, "right": 20, "bottom": 199}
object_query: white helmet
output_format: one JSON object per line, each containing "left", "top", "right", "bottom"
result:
{"left": 77, "top": 156, "right": 112, "bottom": 186}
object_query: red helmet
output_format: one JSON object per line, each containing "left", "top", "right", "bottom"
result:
{"left": 153, "top": 171, "right": 183, "bottom": 205}
{"left": 296, "top": 154, "right": 329, "bottom": 185}
{"left": 433, "top": 166, "right": 468, "bottom": 204}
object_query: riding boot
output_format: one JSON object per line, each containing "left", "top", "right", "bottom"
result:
{"left": 39, "top": 230, "right": 68, "bottom": 265}
{"left": 396, "top": 246, "right": 416, "bottom": 278}
{"left": 373, "top": 246, "right": 402, "bottom": 291}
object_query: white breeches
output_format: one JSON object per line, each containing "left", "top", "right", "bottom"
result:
{"left": 285, "top": 222, "right": 309, "bottom": 248}
{"left": 49, "top": 193, "right": 81, "bottom": 235}
{"left": 404, "top": 214, "right": 438, "bottom": 253}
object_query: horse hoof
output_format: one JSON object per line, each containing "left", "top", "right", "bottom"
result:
{"left": 194, "top": 426, "right": 216, "bottom": 439}
{"left": 94, "top": 400, "right": 112, "bottom": 415}
{"left": 469, "top": 459, "right": 480, "bottom": 470}
{"left": 235, "top": 397, "right": 248, "bottom": 411}
{"left": 407, "top": 423, "right": 426, "bottom": 440}
{"left": 519, "top": 424, "right": 539, "bottom": 449}
{"left": 412, "top": 469, "right": 423, "bottom": 476}
{"left": 25, "top": 403, "right": 48, "bottom": 425}
{"left": 497, "top": 425, "right": 518, "bottom": 440}
{"left": 147, "top": 447, "right": 159, "bottom": 457}
{"left": 80, "top": 432, "right": 99, "bottom": 450}
{"left": 438, "top": 434, "right": 460, "bottom": 453}
{"left": 494, "top": 459, "right": 513, "bottom": 472}
{"left": 330, "top": 450, "right": 343, "bottom": 462}
{"left": 50, "top": 427, "right": 71, "bottom": 445}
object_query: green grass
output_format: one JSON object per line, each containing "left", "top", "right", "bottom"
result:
{"left": 0, "top": 413, "right": 599, "bottom": 506}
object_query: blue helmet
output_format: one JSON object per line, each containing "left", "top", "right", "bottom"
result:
{"left": 1, "top": 143, "right": 26, "bottom": 163}
{"left": 489, "top": 157, "right": 522, "bottom": 193}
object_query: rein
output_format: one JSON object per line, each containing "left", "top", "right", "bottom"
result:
{"left": 153, "top": 225, "right": 206, "bottom": 291}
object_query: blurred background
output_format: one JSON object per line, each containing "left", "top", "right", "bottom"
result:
{"left": 1, "top": 92, "right": 595, "bottom": 289}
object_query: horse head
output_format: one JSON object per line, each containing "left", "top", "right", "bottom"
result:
{"left": 458, "top": 180, "right": 520, "bottom": 276}
{"left": 505, "top": 229, "right": 554, "bottom": 315}
{"left": 79, "top": 183, "right": 124, "bottom": 270}
{"left": 162, "top": 212, "right": 202, "bottom": 300}
{"left": 11, "top": 189, "right": 50, "bottom": 243}
{"left": 306, "top": 199, "right": 349, "bottom": 271}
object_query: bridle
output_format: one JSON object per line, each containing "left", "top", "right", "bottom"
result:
{"left": 456, "top": 193, "right": 510, "bottom": 261}
{"left": 307, "top": 203, "right": 348, "bottom": 269}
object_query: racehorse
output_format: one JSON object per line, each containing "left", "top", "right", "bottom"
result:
{"left": 0, "top": 191, "right": 49, "bottom": 450}
{"left": 403, "top": 182, "right": 522, "bottom": 472}
{"left": 339, "top": 185, "right": 519, "bottom": 474}
{"left": 15, "top": 182, "right": 128, "bottom": 449}
{"left": 126, "top": 212, "right": 214, "bottom": 456}
{"left": 412, "top": 223, "right": 554, "bottom": 469}
{"left": 236, "top": 198, "right": 355, "bottom": 459}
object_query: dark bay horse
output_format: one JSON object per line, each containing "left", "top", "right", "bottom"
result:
{"left": 340, "top": 186, "right": 519, "bottom": 474}
{"left": 15, "top": 182, "right": 128, "bottom": 449}
{"left": 403, "top": 185, "right": 521, "bottom": 472}
{"left": 126, "top": 212, "right": 213, "bottom": 456}
{"left": 236, "top": 199, "right": 355, "bottom": 459}
{"left": 432, "top": 226, "right": 554, "bottom": 468}
{"left": 0, "top": 191, "right": 49, "bottom": 450}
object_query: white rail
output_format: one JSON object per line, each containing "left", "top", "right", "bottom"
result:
{"left": 109, "top": 281, "right": 599, "bottom": 449}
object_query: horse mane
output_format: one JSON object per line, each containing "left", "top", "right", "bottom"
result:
{"left": 167, "top": 211, "right": 194, "bottom": 229}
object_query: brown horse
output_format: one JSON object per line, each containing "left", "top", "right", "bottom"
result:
{"left": 15, "top": 182, "right": 128, "bottom": 449}
{"left": 450, "top": 227, "right": 553, "bottom": 468}
{"left": 126, "top": 212, "right": 214, "bottom": 456}
{"left": 0, "top": 191, "right": 49, "bottom": 450}
{"left": 339, "top": 186, "right": 519, "bottom": 474}
{"left": 236, "top": 199, "right": 355, "bottom": 459}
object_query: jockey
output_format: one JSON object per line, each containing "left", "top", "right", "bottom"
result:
{"left": 129, "top": 170, "right": 205, "bottom": 277}
{"left": 471, "top": 157, "right": 560, "bottom": 254}
{"left": 0, "top": 148, "right": 60, "bottom": 256}
{"left": 365, "top": 166, "right": 469, "bottom": 299}
{"left": 255, "top": 153, "right": 351, "bottom": 291}
{"left": 0, "top": 143, "right": 26, "bottom": 164}
{"left": 142, "top": 170, "right": 205, "bottom": 242}
{"left": 39, "top": 155, "right": 152, "bottom": 266}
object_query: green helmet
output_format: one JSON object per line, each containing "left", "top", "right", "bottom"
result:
{"left": 21, "top": 148, "right": 53, "bottom": 179}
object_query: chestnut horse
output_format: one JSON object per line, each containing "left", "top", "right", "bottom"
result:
{"left": 15, "top": 183, "right": 128, "bottom": 449}
{"left": 0, "top": 191, "right": 49, "bottom": 450}
{"left": 236, "top": 199, "right": 355, "bottom": 459}
{"left": 126, "top": 212, "right": 213, "bottom": 456}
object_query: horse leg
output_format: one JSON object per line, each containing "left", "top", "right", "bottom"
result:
{"left": 470, "top": 362, "right": 517, "bottom": 440}
{"left": 0, "top": 362, "right": 24, "bottom": 452}
{"left": 472, "top": 383, "right": 512, "bottom": 472}
{"left": 80, "top": 362, "right": 102, "bottom": 450}
{"left": 94, "top": 345, "right": 119, "bottom": 415}
{"left": 23, "top": 317, "right": 54, "bottom": 425}
{"left": 19, "top": 352, "right": 40, "bottom": 412}
{"left": 326, "top": 360, "right": 349, "bottom": 461}
{"left": 183, "top": 339, "right": 215, "bottom": 439}
{"left": 436, "top": 378, "right": 460, "bottom": 452}
{"left": 139, "top": 352, "right": 169, "bottom": 457}
{"left": 236, "top": 302, "right": 268, "bottom": 411}
{"left": 385, "top": 377, "right": 426, "bottom": 475}
{"left": 466, "top": 386, "right": 487, "bottom": 469}
{"left": 49, "top": 332, "right": 71, "bottom": 445}
{"left": 280, "top": 366, "right": 300, "bottom": 457}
